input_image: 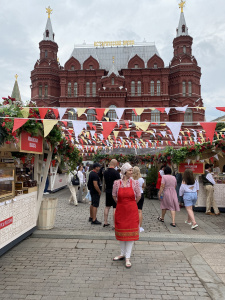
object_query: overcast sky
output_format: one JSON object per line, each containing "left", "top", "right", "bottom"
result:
{"left": 0, "top": 0, "right": 225, "bottom": 121}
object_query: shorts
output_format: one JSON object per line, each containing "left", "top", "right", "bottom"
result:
{"left": 91, "top": 193, "right": 100, "bottom": 208}
{"left": 106, "top": 192, "right": 117, "bottom": 208}
{"left": 137, "top": 193, "right": 144, "bottom": 210}
{"left": 183, "top": 192, "right": 197, "bottom": 207}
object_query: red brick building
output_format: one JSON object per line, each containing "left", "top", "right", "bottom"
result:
{"left": 31, "top": 9, "right": 204, "bottom": 127}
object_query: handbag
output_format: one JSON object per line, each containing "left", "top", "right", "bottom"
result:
{"left": 85, "top": 190, "right": 92, "bottom": 202}
{"left": 71, "top": 174, "right": 80, "bottom": 186}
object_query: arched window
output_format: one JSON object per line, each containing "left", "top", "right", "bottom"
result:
{"left": 150, "top": 81, "right": 154, "bottom": 96}
{"left": 154, "top": 63, "right": 158, "bottom": 69}
{"left": 151, "top": 110, "right": 160, "bottom": 123}
{"left": 134, "top": 64, "right": 139, "bottom": 69}
{"left": 182, "top": 81, "right": 186, "bottom": 96}
{"left": 45, "top": 50, "right": 48, "bottom": 58}
{"left": 86, "top": 82, "right": 90, "bottom": 97}
{"left": 111, "top": 78, "right": 114, "bottom": 85}
{"left": 182, "top": 25, "right": 186, "bottom": 33}
{"left": 137, "top": 81, "right": 141, "bottom": 96}
{"left": 67, "top": 82, "right": 71, "bottom": 97}
{"left": 68, "top": 109, "right": 77, "bottom": 120}
{"left": 188, "top": 81, "right": 192, "bottom": 96}
{"left": 39, "top": 85, "right": 42, "bottom": 97}
{"left": 131, "top": 81, "right": 135, "bottom": 96}
{"left": 92, "top": 82, "right": 96, "bottom": 97}
{"left": 74, "top": 82, "right": 78, "bottom": 97}
{"left": 87, "top": 109, "right": 96, "bottom": 121}
{"left": 44, "top": 85, "right": 48, "bottom": 98}
{"left": 184, "top": 108, "right": 193, "bottom": 125}
{"left": 107, "top": 105, "right": 117, "bottom": 120}
{"left": 131, "top": 111, "right": 140, "bottom": 122}
{"left": 157, "top": 80, "right": 161, "bottom": 96}
{"left": 46, "top": 30, "right": 49, "bottom": 37}
{"left": 183, "top": 46, "right": 186, "bottom": 54}
{"left": 71, "top": 65, "right": 75, "bottom": 70}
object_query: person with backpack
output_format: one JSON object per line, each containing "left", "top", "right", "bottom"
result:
{"left": 67, "top": 170, "right": 78, "bottom": 206}
{"left": 179, "top": 169, "right": 199, "bottom": 229}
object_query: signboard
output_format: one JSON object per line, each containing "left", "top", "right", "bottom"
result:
{"left": 94, "top": 40, "right": 135, "bottom": 47}
{"left": 0, "top": 217, "right": 13, "bottom": 230}
{"left": 178, "top": 163, "right": 204, "bottom": 174}
{"left": 20, "top": 132, "right": 43, "bottom": 154}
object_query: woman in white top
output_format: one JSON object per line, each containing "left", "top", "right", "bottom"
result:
{"left": 133, "top": 166, "right": 145, "bottom": 233}
{"left": 67, "top": 170, "right": 78, "bottom": 206}
{"left": 77, "top": 165, "right": 84, "bottom": 203}
{"left": 179, "top": 169, "right": 199, "bottom": 229}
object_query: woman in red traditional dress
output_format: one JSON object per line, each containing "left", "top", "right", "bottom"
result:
{"left": 112, "top": 163, "right": 141, "bottom": 268}
{"left": 156, "top": 165, "right": 165, "bottom": 190}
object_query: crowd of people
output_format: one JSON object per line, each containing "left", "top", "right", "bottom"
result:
{"left": 66, "top": 160, "right": 221, "bottom": 269}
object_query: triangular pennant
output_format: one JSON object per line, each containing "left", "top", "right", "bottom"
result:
{"left": 39, "top": 108, "right": 49, "bottom": 120}
{"left": 216, "top": 107, "right": 225, "bottom": 112}
{"left": 104, "top": 108, "right": 109, "bottom": 115}
{"left": 90, "top": 130, "right": 95, "bottom": 138}
{"left": 136, "top": 131, "right": 142, "bottom": 138}
{"left": 62, "top": 121, "right": 67, "bottom": 127}
{"left": 72, "top": 121, "right": 87, "bottom": 137}
{"left": 176, "top": 105, "right": 188, "bottom": 113}
{"left": 114, "top": 108, "right": 125, "bottom": 120}
{"left": 114, "top": 131, "right": 119, "bottom": 138}
{"left": 156, "top": 108, "right": 165, "bottom": 113}
{"left": 166, "top": 122, "right": 182, "bottom": 144}
{"left": 52, "top": 108, "right": 59, "bottom": 119}
{"left": 135, "top": 108, "right": 145, "bottom": 115}
{"left": 134, "top": 122, "right": 150, "bottom": 132}
{"left": 95, "top": 108, "right": 105, "bottom": 121}
{"left": 160, "top": 131, "right": 167, "bottom": 137}
{"left": 77, "top": 108, "right": 86, "bottom": 117}
{"left": 124, "top": 120, "right": 129, "bottom": 128}
{"left": 12, "top": 118, "right": 29, "bottom": 132}
{"left": 58, "top": 108, "right": 67, "bottom": 120}
{"left": 21, "top": 108, "right": 30, "bottom": 118}
{"left": 200, "top": 122, "right": 217, "bottom": 143}
{"left": 165, "top": 108, "right": 170, "bottom": 115}
{"left": 43, "top": 120, "right": 58, "bottom": 137}
{"left": 124, "top": 131, "right": 130, "bottom": 138}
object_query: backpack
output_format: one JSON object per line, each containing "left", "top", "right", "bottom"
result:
{"left": 71, "top": 174, "right": 79, "bottom": 186}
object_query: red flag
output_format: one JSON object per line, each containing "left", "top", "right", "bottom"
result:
{"left": 209, "top": 157, "right": 214, "bottom": 163}
{"left": 136, "top": 131, "right": 142, "bottom": 138}
{"left": 12, "top": 118, "right": 29, "bottom": 132}
{"left": 87, "top": 122, "right": 93, "bottom": 129}
{"left": 52, "top": 109, "right": 59, "bottom": 119}
{"left": 95, "top": 108, "right": 105, "bottom": 121}
{"left": 102, "top": 122, "right": 117, "bottom": 139}
{"left": 62, "top": 121, "right": 67, "bottom": 127}
{"left": 39, "top": 108, "right": 48, "bottom": 120}
{"left": 132, "top": 109, "right": 137, "bottom": 116}
{"left": 124, "top": 120, "right": 129, "bottom": 128}
{"left": 200, "top": 122, "right": 217, "bottom": 143}
{"left": 21, "top": 157, "right": 26, "bottom": 164}
{"left": 216, "top": 107, "right": 225, "bottom": 112}
{"left": 156, "top": 108, "right": 165, "bottom": 113}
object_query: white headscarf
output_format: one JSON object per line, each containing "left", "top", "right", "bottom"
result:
{"left": 121, "top": 163, "right": 132, "bottom": 176}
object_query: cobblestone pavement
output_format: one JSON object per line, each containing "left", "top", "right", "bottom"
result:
{"left": 51, "top": 188, "right": 225, "bottom": 236}
{"left": 1, "top": 188, "right": 225, "bottom": 300}
{"left": 1, "top": 238, "right": 225, "bottom": 300}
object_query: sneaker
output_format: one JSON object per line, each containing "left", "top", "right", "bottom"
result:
{"left": 88, "top": 217, "right": 92, "bottom": 222}
{"left": 139, "top": 227, "right": 144, "bottom": 233}
{"left": 191, "top": 224, "right": 198, "bottom": 229}
{"left": 205, "top": 212, "right": 215, "bottom": 215}
{"left": 185, "top": 220, "right": 192, "bottom": 225}
{"left": 43, "top": 192, "right": 49, "bottom": 195}
{"left": 91, "top": 219, "right": 102, "bottom": 225}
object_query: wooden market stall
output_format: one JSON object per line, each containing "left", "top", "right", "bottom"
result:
{"left": 0, "top": 136, "right": 52, "bottom": 256}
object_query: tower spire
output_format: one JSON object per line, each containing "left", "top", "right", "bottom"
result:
{"left": 11, "top": 74, "right": 22, "bottom": 102}
{"left": 176, "top": 1, "right": 188, "bottom": 37}
{"left": 43, "top": 6, "right": 55, "bottom": 41}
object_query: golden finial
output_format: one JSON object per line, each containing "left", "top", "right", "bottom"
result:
{"left": 15, "top": 74, "right": 18, "bottom": 81}
{"left": 46, "top": 6, "right": 53, "bottom": 19}
{"left": 179, "top": 0, "right": 186, "bottom": 13}
{"left": 112, "top": 56, "right": 115, "bottom": 64}
{"left": 57, "top": 57, "right": 59, "bottom": 62}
